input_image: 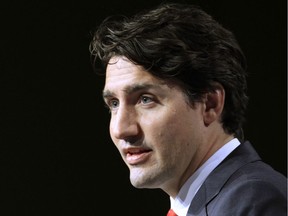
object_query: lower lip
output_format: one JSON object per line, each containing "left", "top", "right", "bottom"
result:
{"left": 126, "top": 151, "right": 151, "bottom": 165}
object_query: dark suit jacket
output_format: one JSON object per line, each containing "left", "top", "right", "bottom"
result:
{"left": 187, "top": 141, "right": 287, "bottom": 216}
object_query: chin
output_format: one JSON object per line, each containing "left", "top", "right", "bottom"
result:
{"left": 129, "top": 170, "right": 160, "bottom": 189}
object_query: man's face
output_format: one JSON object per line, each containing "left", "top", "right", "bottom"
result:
{"left": 103, "top": 56, "right": 206, "bottom": 195}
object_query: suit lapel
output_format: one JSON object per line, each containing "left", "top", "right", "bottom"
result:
{"left": 187, "top": 141, "right": 261, "bottom": 216}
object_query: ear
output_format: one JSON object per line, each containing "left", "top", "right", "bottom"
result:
{"left": 203, "top": 83, "right": 225, "bottom": 126}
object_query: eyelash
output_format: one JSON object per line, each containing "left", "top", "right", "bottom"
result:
{"left": 139, "top": 95, "right": 153, "bottom": 104}
{"left": 106, "top": 99, "right": 119, "bottom": 110}
{"left": 105, "top": 95, "right": 155, "bottom": 111}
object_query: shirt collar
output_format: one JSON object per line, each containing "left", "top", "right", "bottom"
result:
{"left": 170, "top": 138, "right": 241, "bottom": 216}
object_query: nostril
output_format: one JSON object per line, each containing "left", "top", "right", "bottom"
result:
{"left": 123, "top": 135, "right": 142, "bottom": 146}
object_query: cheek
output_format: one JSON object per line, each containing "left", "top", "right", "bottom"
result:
{"left": 142, "top": 109, "right": 187, "bottom": 147}
{"left": 148, "top": 108, "right": 200, "bottom": 152}
{"left": 148, "top": 115, "right": 194, "bottom": 173}
{"left": 109, "top": 120, "right": 118, "bottom": 146}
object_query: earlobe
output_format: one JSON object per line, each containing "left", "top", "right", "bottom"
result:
{"left": 203, "top": 85, "right": 225, "bottom": 126}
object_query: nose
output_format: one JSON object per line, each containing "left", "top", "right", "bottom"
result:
{"left": 110, "top": 105, "right": 139, "bottom": 141}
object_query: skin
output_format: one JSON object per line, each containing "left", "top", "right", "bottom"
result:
{"left": 103, "top": 56, "right": 234, "bottom": 198}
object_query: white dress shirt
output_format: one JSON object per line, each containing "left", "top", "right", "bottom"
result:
{"left": 170, "top": 138, "right": 241, "bottom": 216}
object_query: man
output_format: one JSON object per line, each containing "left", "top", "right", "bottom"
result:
{"left": 89, "top": 3, "right": 287, "bottom": 215}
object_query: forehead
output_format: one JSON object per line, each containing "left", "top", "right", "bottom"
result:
{"left": 106, "top": 56, "right": 147, "bottom": 78}
{"left": 104, "top": 56, "right": 164, "bottom": 90}
{"left": 107, "top": 56, "right": 136, "bottom": 69}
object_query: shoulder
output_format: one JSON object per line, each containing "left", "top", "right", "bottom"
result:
{"left": 229, "top": 159, "right": 286, "bottom": 185}
{"left": 216, "top": 140, "right": 286, "bottom": 195}
{"left": 208, "top": 161, "right": 287, "bottom": 215}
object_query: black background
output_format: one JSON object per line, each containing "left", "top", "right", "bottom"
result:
{"left": 1, "top": 0, "right": 286, "bottom": 215}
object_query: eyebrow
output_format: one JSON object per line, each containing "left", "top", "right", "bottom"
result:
{"left": 102, "top": 83, "right": 162, "bottom": 100}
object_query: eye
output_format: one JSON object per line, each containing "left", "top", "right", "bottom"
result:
{"left": 140, "top": 95, "right": 153, "bottom": 104}
{"left": 107, "top": 99, "right": 119, "bottom": 110}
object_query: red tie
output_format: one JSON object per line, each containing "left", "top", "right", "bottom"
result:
{"left": 167, "top": 209, "right": 178, "bottom": 216}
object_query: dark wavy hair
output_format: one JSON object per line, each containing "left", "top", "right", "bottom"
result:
{"left": 89, "top": 3, "right": 249, "bottom": 139}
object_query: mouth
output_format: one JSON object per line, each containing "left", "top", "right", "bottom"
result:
{"left": 124, "top": 148, "right": 152, "bottom": 165}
